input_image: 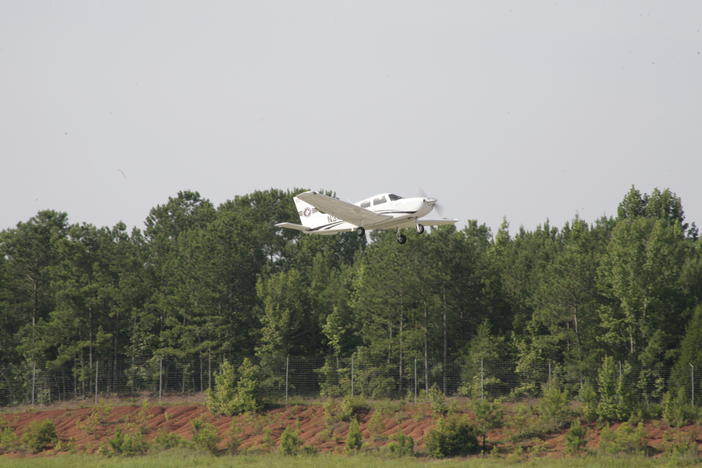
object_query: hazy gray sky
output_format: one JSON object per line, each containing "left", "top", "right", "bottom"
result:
{"left": 2, "top": 1, "right": 701, "bottom": 234}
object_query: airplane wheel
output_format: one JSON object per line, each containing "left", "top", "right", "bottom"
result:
{"left": 356, "top": 227, "right": 365, "bottom": 238}
{"left": 416, "top": 224, "right": 425, "bottom": 234}
{"left": 397, "top": 234, "right": 407, "bottom": 244}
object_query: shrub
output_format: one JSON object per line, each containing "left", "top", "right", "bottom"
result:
{"left": 426, "top": 384, "right": 447, "bottom": 416}
{"left": 598, "top": 422, "right": 648, "bottom": 455}
{"left": 21, "top": 419, "right": 57, "bottom": 453}
{"left": 565, "top": 419, "right": 587, "bottom": 454}
{"left": 231, "top": 358, "right": 262, "bottom": 414}
{"left": 367, "top": 410, "right": 385, "bottom": 441}
{"left": 191, "top": 418, "right": 221, "bottom": 453}
{"left": 208, "top": 358, "right": 262, "bottom": 417}
{"left": 596, "top": 356, "right": 630, "bottom": 422}
{"left": 578, "top": 381, "right": 598, "bottom": 422}
{"left": 227, "top": 420, "right": 242, "bottom": 454}
{"left": 153, "top": 431, "right": 186, "bottom": 451}
{"left": 345, "top": 417, "right": 363, "bottom": 454}
{"left": 279, "top": 426, "right": 302, "bottom": 456}
{"left": 472, "top": 399, "right": 504, "bottom": 451}
{"left": 0, "top": 424, "right": 20, "bottom": 454}
{"left": 662, "top": 428, "right": 699, "bottom": 462}
{"left": 538, "top": 379, "right": 571, "bottom": 430}
{"left": 425, "top": 416, "right": 480, "bottom": 458}
{"left": 207, "top": 360, "right": 238, "bottom": 416}
{"left": 387, "top": 432, "right": 414, "bottom": 457}
{"left": 106, "top": 427, "right": 149, "bottom": 456}
{"left": 662, "top": 387, "right": 695, "bottom": 427}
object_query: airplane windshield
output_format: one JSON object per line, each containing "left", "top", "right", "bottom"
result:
{"left": 388, "top": 194, "right": 402, "bottom": 201}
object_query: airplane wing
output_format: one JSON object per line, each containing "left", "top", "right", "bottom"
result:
{"left": 297, "top": 191, "right": 390, "bottom": 226}
{"left": 275, "top": 222, "right": 310, "bottom": 232}
{"left": 418, "top": 219, "right": 459, "bottom": 226}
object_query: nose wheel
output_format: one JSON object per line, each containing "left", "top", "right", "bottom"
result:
{"left": 396, "top": 233, "right": 407, "bottom": 244}
{"left": 356, "top": 227, "right": 365, "bottom": 238}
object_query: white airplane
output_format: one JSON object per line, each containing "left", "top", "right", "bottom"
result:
{"left": 275, "top": 191, "right": 457, "bottom": 244}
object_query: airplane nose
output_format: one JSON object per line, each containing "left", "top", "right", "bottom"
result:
{"left": 424, "top": 197, "right": 437, "bottom": 206}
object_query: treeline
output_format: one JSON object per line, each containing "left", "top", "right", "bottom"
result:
{"left": 1, "top": 186, "right": 701, "bottom": 406}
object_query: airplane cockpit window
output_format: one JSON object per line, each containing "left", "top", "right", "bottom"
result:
{"left": 373, "top": 196, "right": 387, "bottom": 206}
{"left": 388, "top": 194, "right": 402, "bottom": 201}
{"left": 361, "top": 201, "right": 371, "bottom": 208}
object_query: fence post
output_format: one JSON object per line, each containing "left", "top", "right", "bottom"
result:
{"left": 95, "top": 361, "right": 99, "bottom": 405}
{"left": 159, "top": 358, "right": 163, "bottom": 401}
{"left": 414, "top": 358, "right": 417, "bottom": 404}
{"left": 690, "top": 362, "right": 695, "bottom": 406}
{"left": 480, "top": 357, "right": 485, "bottom": 400}
{"left": 285, "top": 355, "right": 289, "bottom": 406}
{"left": 31, "top": 361, "right": 36, "bottom": 405}
{"left": 351, "top": 355, "right": 354, "bottom": 397}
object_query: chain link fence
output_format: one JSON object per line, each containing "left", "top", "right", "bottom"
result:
{"left": 0, "top": 355, "right": 696, "bottom": 409}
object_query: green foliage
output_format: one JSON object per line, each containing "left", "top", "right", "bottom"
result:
{"left": 387, "top": 432, "right": 414, "bottom": 457}
{"left": 152, "top": 431, "right": 187, "bottom": 451}
{"left": 0, "top": 424, "right": 20, "bottom": 454}
{"left": 226, "top": 420, "right": 242, "bottom": 455}
{"left": 598, "top": 422, "right": 648, "bottom": 456}
{"left": 565, "top": 419, "right": 587, "bottom": 454}
{"left": 662, "top": 428, "right": 699, "bottom": 462}
{"left": 345, "top": 417, "right": 363, "bottom": 454}
{"left": 207, "top": 359, "right": 237, "bottom": 416}
{"left": 21, "top": 419, "right": 58, "bottom": 453}
{"left": 324, "top": 396, "right": 369, "bottom": 424}
{"left": 279, "top": 427, "right": 302, "bottom": 456}
{"left": 425, "top": 416, "right": 479, "bottom": 458}
{"left": 191, "top": 418, "right": 221, "bottom": 454}
{"left": 662, "top": 387, "right": 696, "bottom": 427}
{"left": 577, "top": 381, "right": 598, "bottom": 422}
{"left": 596, "top": 356, "right": 630, "bottom": 422}
{"left": 471, "top": 398, "right": 504, "bottom": 451}
{"left": 538, "top": 379, "right": 571, "bottom": 429}
{"left": 105, "top": 427, "right": 149, "bottom": 456}
{"left": 367, "top": 410, "right": 385, "bottom": 441}
{"left": 426, "top": 384, "right": 447, "bottom": 416}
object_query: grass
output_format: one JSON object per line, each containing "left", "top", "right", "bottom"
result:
{"left": 0, "top": 453, "right": 674, "bottom": 468}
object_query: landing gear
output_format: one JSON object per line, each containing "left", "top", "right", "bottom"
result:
{"left": 396, "top": 233, "right": 407, "bottom": 244}
{"left": 416, "top": 224, "right": 425, "bottom": 234}
{"left": 356, "top": 227, "right": 365, "bottom": 238}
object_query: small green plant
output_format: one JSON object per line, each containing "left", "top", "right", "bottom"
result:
{"left": 663, "top": 387, "right": 695, "bottom": 427}
{"left": 578, "top": 381, "right": 598, "bottom": 422}
{"left": 105, "top": 427, "right": 149, "bottom": 456}
{"left": 538, "top": 379, "right": 571, "bottom": 430}
{"left": 367, "top": 410, "right": 385, "bottom": 441}
{"left": 345, "top": 417, "right": 363, "bottom": 454}
{"left": 153, "top": 431, "right": 186, "bottom": 451}
{"left": 191, "top": 418, "right": 221, "bottom": 453}
{"left": 279, "top": 426, "right": 302, "bottom": 455}
{"left": 21, "top": 419, "right": 58, "bottom": 453}
{"left": 0, "top": 423, "right": 20, "bottom": 454}
{"left": 472, "top": 398, "right": 504, "bottom": 452}
{"left": 662, "top": 428, "right": 699, "bottom": 462}
{"left": 426, "top": 384, "right": 447, "bottom": 416}
{"left": 425, "top": 416, "right": 480, "bottom": 458}
{"left": 226, "top": 420, "right": 242, "bottom": 454}
{"left": 598, "top": 422, "right": 648, "bottom": 455}
{"left": 565, "top": 419, "right": 587, "bottom": 454}
{"left": 387, "top": 432, "right": 414, "bottom": 457}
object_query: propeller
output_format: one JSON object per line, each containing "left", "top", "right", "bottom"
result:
{"left": 418, "top": 187, "right": 444, "bottom": 216}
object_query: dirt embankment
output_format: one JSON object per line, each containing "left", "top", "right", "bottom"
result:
{"left": 1, "top": 398, "right": 701, "bottom": 458}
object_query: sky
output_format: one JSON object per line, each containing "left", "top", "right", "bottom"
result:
{"left": 1, "top": 1, "right": 701, "bottom": 235}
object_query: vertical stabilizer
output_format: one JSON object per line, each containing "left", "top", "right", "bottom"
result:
{"left": 293, "top": 196, "right": 330, "bottom": 229}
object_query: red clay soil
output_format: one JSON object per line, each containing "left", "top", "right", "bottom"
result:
{"left": 1, "top": 398, "right": 701, "bottom": 458}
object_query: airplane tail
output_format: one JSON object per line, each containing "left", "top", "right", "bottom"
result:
{"left": 294, "top": 196, "right": 329, "bottom": 229}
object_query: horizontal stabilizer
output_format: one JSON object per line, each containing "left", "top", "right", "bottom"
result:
{"left": 419, "top": 219, "right": 459, "bottom": 226}
{"left": 275, "top": 222, "right": 310, "bottom": 232}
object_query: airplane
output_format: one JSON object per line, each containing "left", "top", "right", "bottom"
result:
{"left": 275, "top": 191, "right": 458, "bottom": 244}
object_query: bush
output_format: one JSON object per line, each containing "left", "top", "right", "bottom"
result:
{"left": 577, "top": 381, "right": 598, "bottom": 422}
{"left": 345, "top": 417, "right": 363, "bottom": 454}
{"left": 106, "top": 427, "right": 149, "bottom": 456}
{"left": 425, "top": 416, "right": 480, "bottom": 458}
{"left": 565, "top": 419, "right": 587, "bottom": 454}
{"left": 662, "top": 428, "right": 699, "bottom": 462}
{"left": 472, "top": 399, "right": 503, "bottom": 451}
{"left": 191, "top": 418, "right": 221, "bottom": 453}
{"left": 538, "top": 379, "right": 571, "bottom": 430}
{"left": 153, "top": 431, "right": 187, "bottom": 451}
{"left": 387, "top": 432, "right": 414, "bottom": 457}
{"left": 207, "top": 358, "right": 262, "bottom": 417}
{"left": 324, "top": 396, "right": 369, "bottom": 424}
{"left": 0, "top": 424, "right": 20, "bottom": 454}
{"left": 598, "top": 422, "right": 648, "bottom": 455}
{"left": 426, "top": 385, "right": 447, "bottom": 416}
{"left": 21, "top": 419, "right": 57, "bottom": 453}
{"left": 279, "top": 427, "right": 302, "bottom": 456}
{"left": 663, "top": 388, "right": 695, "bottom": 427}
